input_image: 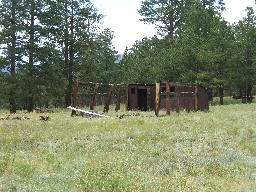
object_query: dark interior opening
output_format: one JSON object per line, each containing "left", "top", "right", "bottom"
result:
{"left": 138, "top": 89, "right": 147, "bottom": 111}
{"left": 162, "top": 86, "right": 175, "bottom": 92}
{"left": 131, "top": 87, "right": 135, "bottom": 94}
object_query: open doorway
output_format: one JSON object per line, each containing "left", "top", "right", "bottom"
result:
{"left": 138, "top": 88, "right": 147, "bottom": 111}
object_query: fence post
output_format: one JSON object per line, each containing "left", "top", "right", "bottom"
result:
{"left": 90, "top": 83, "right": 99, "bottom": 110}
{"left": 166, "top": 82, "right": 171, "bottom": 115}
{"left": 104, "top": 84, "right": 113, "bottom": 112}
{"left": 195, "top": 86, "right": 198, "bottom": 111}
{"left": 155, "top": 82, "right": 161, "bottom": 116}
{"left": 147, "top": 87, "right": 151, "bottom": 111}
{"left": 115, "top": 85, "right": 122, "bottom": 112}
{"left": 125, "top": 85, "right": 129, "bottom": 111}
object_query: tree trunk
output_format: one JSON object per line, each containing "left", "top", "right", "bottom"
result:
{"left": 64, "top": 0, "right": 71, "bottom": 107}
{"left": 27, "top": 0, "right": 35, "bottom": 112}
{"left": 66, "top": 1, "right": 75, "bottom": 107}
{"left": 64, "top": 38, "right": 70, "bottom": 106}
{"left": 247, "top": 84, "right": 253, "bottom": 103}
{"left": 242, "top": 86, "right": 247, "bottom": 103}
{"left": 219, "top": 85, "right": 224, "bottom": 105}
{"left": 27, "top": 97, "right": 34, "bottom": 113}
{"left": 9, "top": 0, "right": 17, "bottom": 114}
{"left": 9, "top": 90, "right": 16, "bottom": 113}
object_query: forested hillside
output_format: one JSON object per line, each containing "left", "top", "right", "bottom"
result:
{"left": 0, "top": 0, "right": 256, "bottom": 113}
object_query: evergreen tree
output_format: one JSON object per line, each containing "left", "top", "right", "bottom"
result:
{"left": 0, "top": 0, "right": 116, "bottom": 111}
{"left": 139, "top": 0, "right": 194, "bottom": 40}
{"left": 232, "top": 7, "right": 256, "bottom": 103}
{"left": 0, "top": 0, "right": 24, "bottom": 113}
{"left": 138, "top": 0, "right": 225, "bottom": 39}
{"left": 120, "top": 36, "right": 166, "bottom": 83}
{"left": 178, "top": 3, "right": 233, "bottom": 103}
{"left": 76, "top": 28, "right": 117, "bottom": 84}
{"left": 40, "top": 0, "right": 104, "bottom": 106}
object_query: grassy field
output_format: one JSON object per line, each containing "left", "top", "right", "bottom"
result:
{"left": 0, "top": 103, "right": 256, "bottom": 191}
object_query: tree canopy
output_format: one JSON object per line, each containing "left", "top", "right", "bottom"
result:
{"left": 0, "top": 0, "right": 118, "bottom": 111}
{"left": 0, "top": 0, "right": 255, "bottom": 111}
{"left": 122, "top": 0, "right": 256, "bottom": 104}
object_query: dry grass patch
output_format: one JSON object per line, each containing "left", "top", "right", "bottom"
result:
{"left": 0, "top": 104, "right": 256, "bottom": 191}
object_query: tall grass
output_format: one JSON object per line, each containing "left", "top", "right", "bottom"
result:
{"left": 0, "top": 103, "right": 256, "bottom": 191}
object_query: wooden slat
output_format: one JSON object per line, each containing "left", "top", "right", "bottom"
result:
{"left": 115, "top": 85, "right": 122, "bottom": 112}
{"left": 90, "top": 83, "right": 99, "bottom": 110}
{"left": 147, "top": 87, "right": 151, "bottom": 111}
{"left": 125, "top": 85, "right": 129, "bottom": 111}
{"left": 104, "top": 85, "right": 113, "bottom": 112}
{"left": 166, "top": 82, "right": 171, "bottom": 115}
{"left": 176, "top": 95, "right": 180, "bottom": 113}
{"left": 195, "top": 86, "right": 198, "bottom": 111}
{"left": 155, "top": 83, "right": 161, "bottom": 116}
{"left": 161, "top": 92, "right": 195, "bottom": 96}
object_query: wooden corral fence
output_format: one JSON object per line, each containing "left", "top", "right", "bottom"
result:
{"left": 71, "top": 80, "right": 209, "bottom": 116}
{"left": 155, "top": 81, "right": 209, "bottom": 116}
{"left": 71, "top": 80, "right": 127, "bottom": 115}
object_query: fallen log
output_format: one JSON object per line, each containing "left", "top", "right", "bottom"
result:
{"left": 67, "top": 106, "right": 113, "bottom": 119}
{"left": 0, "top": 115, "right": 30, "bottom": 120}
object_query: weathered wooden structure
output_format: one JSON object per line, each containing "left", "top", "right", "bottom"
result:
{"left": 71, "top": 80, "right": 209, "bottom": 116}
{"left": 126, "top": 84, "right": 156, "bottom": 111}
{"left": 127, "top": 81, "right": 209, "bottom": 115}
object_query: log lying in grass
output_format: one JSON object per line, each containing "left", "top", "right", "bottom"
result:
{"left": 67, "top": 106, "right": 113, "bottom": 119}
{"left": 0, "top": 115, "right": 30, "bottom": 120}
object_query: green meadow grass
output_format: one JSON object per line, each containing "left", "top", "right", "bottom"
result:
{"left": 0, "top": 103, "right": 256, "bottom": 191}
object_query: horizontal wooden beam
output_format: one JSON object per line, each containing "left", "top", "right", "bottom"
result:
{"left": 161, "top": 92, "right": 196, "bottom": 97}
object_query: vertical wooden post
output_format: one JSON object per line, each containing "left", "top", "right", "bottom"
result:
{"left": 104, "top": 84, "right": 113, "bottom": 112}
{"left": 115, "top": 84, "right": 122, "bottom": 112}
{"left": 176, "top": 94, "right": 180, "bottom": 113}
{"left": 147, "top": 87, "right": 151, "bottom": 111}
{"left": 166, "top": 83, "right": 171, "bottom": 115}
{"left": 71, "top": 80, "right": 78, "bottom": 116}
{"left": 90, "top": 83, "right": 99, "bottom": 110}
{"left": 195, "top": 86, "right": 199, "bottom": 111}
{"left": 125, "top": 85, "right": 129, "bottom": 111}
{"left": 155, "top": 82, "right": 161, "bottom": 116}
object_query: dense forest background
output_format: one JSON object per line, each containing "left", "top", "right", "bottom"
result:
{"left": 0, "top": 0, "right": 256, "bottom": 113}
